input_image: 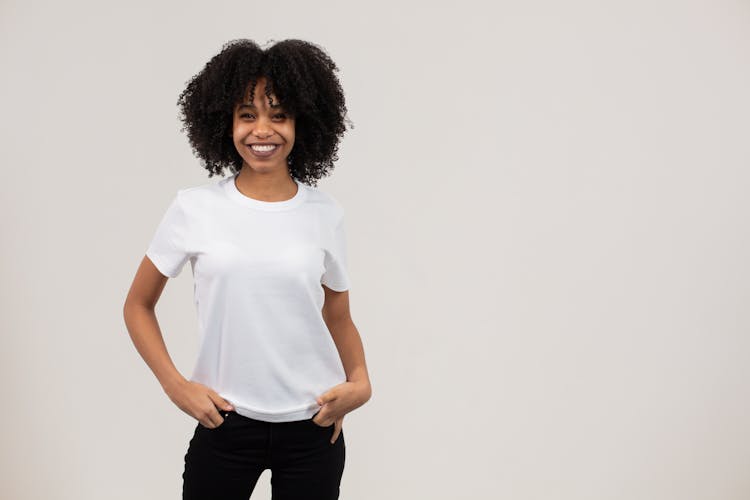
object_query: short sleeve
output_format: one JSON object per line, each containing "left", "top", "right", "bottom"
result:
{"left": 321, "top": 213, "right": 351, "bottom": 291}
{"left": 145, "top": 191, "right": 191, "bottom": 278}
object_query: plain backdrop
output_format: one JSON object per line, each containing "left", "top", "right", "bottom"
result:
{"left": 1, "top": 1, "right": 748, "bottom": 499}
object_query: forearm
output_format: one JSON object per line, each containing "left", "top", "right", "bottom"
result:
{"left": 327, "top": 317, "right": 372, "bottom": 397}
{"left": 122, "top": 301, "right": 187, "bottom": 394}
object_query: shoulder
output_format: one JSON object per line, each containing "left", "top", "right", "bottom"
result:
{"left": 302, "top": 182, "right": 345, "bottom": 221}
{"left": 173, "top": 176, "right": 227, "bottom": 209}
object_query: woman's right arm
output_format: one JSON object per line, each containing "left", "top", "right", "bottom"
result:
{"left": 122, "top": 255, "right": 233, "bottom": 428}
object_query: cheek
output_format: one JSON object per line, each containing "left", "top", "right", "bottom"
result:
{"left": 232, "top": 125, "right": 251, "bottom": 145}
{"left": 285, "top": 121, "right": 296, "bottom": 141}
{"left": 232, "top": 122, "right": 246, "bottom": 136}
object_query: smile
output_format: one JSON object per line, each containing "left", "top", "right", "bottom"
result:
{"left": 247, "top": 144, "right": 280, "bottom": 158}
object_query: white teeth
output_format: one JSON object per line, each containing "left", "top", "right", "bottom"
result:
{"left": 251, "top": 144, "right": 277, "bottom": 152}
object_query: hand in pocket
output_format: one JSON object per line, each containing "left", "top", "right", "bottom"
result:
{"left": 164, "top": 379, "right": 234, "bottom": 428}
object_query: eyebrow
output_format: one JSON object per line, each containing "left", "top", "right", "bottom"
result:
{"left": 237, "top": 103, "right": 284, "bottom": 110}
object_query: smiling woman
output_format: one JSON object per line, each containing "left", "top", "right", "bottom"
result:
{"left": 175, "top": 38, "right": 352, "bottom": 187}
{"left": 230, "top": 76, "right": 297, "bottom": 176}
{"left": 123, "top": 38, "right": 371, "bottom": 500}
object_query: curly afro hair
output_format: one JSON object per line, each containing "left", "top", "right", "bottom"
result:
{"left": 176, "top": 38, "right": 353, "bottom": 187}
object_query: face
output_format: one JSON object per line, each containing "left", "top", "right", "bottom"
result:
{"left": 231, "top": 76, "right": 295, "bottom": 174}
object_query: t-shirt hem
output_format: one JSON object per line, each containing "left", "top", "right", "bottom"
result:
{"left": 231, "top": 404, "right": 321, "bottom": 423}
{"left": 145, "top": 250, "right": 178, "bottom": 278}
{"left": 322, "top": 279, "right": 350, "bottom": 292}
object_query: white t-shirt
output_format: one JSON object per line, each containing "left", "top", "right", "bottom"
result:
{"left": 145, "top": 172, "right": 351, "bottom": 422}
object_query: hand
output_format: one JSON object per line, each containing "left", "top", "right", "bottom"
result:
{"left": 164, "top": 379, "right": 234, "bottom": 429}
{"left": 313, "top": 380, "right": 371, "bottom": 444}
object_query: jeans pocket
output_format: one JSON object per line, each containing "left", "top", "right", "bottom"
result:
{"left": 199, "top": 410, "right": 231, "bottom": 430}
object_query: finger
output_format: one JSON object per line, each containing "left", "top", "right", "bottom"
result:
{"left": 331, "top": 419, "right": 343, "bottom": 444}
{"left": 313, "top": 411, "right": 330, "bottom": 427}
{"left": 204, "top": 408, "right": 225, "bottom": 428}
{"left": 201, "top": 394, "right": 226, "bottom": 428}
{"left": 318, "top": 406, "right": 340, "bottom": 426}
{"left": 209, "top": 391, "right": 234, "bottom": 411}
{"left": 317, "top": 391, "right": 338, "bottom": 406}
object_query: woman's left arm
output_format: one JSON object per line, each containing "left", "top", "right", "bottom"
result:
{"left": 314, "top": 286, "right": 372, "bottom": 436}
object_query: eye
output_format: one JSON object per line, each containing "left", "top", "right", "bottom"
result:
{"left": 240, "top": 113, "right": 254, "bottom": 119}
{"left": 273, "top": 113, "right": 287, "bottom": 120}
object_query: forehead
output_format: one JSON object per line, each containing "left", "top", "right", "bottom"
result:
{"left": 240, "top": 77, "right": 280, "bottom": 104}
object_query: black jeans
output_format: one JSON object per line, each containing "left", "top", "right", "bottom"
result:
{"left": 182, "top": 409, "right": 345, "bottom": 500}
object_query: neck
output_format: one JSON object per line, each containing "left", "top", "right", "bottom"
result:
{"left": 235, "top": 166, "right": 298, "bottom": 202}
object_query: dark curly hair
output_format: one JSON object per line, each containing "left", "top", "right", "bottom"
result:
{"left": 176, "top": 38, "right": 353, "bottom": 187}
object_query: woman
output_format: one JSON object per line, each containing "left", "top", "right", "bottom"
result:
{"left": 123, "top": 38, "right": 371, "bottom": 500}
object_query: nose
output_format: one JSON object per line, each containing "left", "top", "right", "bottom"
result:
{"left": 252, "top": 115, "right": 274, "bottom": 138}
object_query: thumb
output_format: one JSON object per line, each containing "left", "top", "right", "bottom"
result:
{"left": 317, "top": 391, "right": 336, "bottom": 406}
{"left": 209, "top": 391, "right": 234, "bottom": 411}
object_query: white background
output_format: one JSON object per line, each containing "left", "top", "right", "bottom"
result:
{"left": 1, "top": 1, "right": 748, "bottom": 499}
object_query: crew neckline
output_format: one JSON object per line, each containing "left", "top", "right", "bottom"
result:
{"left": 223, "top": 172, "right": 307, "bottom": 211}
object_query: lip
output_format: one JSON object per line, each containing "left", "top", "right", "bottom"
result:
{"left": 246, "top": 143, "right": 281, "bottom": 159}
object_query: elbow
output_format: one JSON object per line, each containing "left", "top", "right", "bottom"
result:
{"left": 359, "top": 380, "right": 373, "bottom": 404}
